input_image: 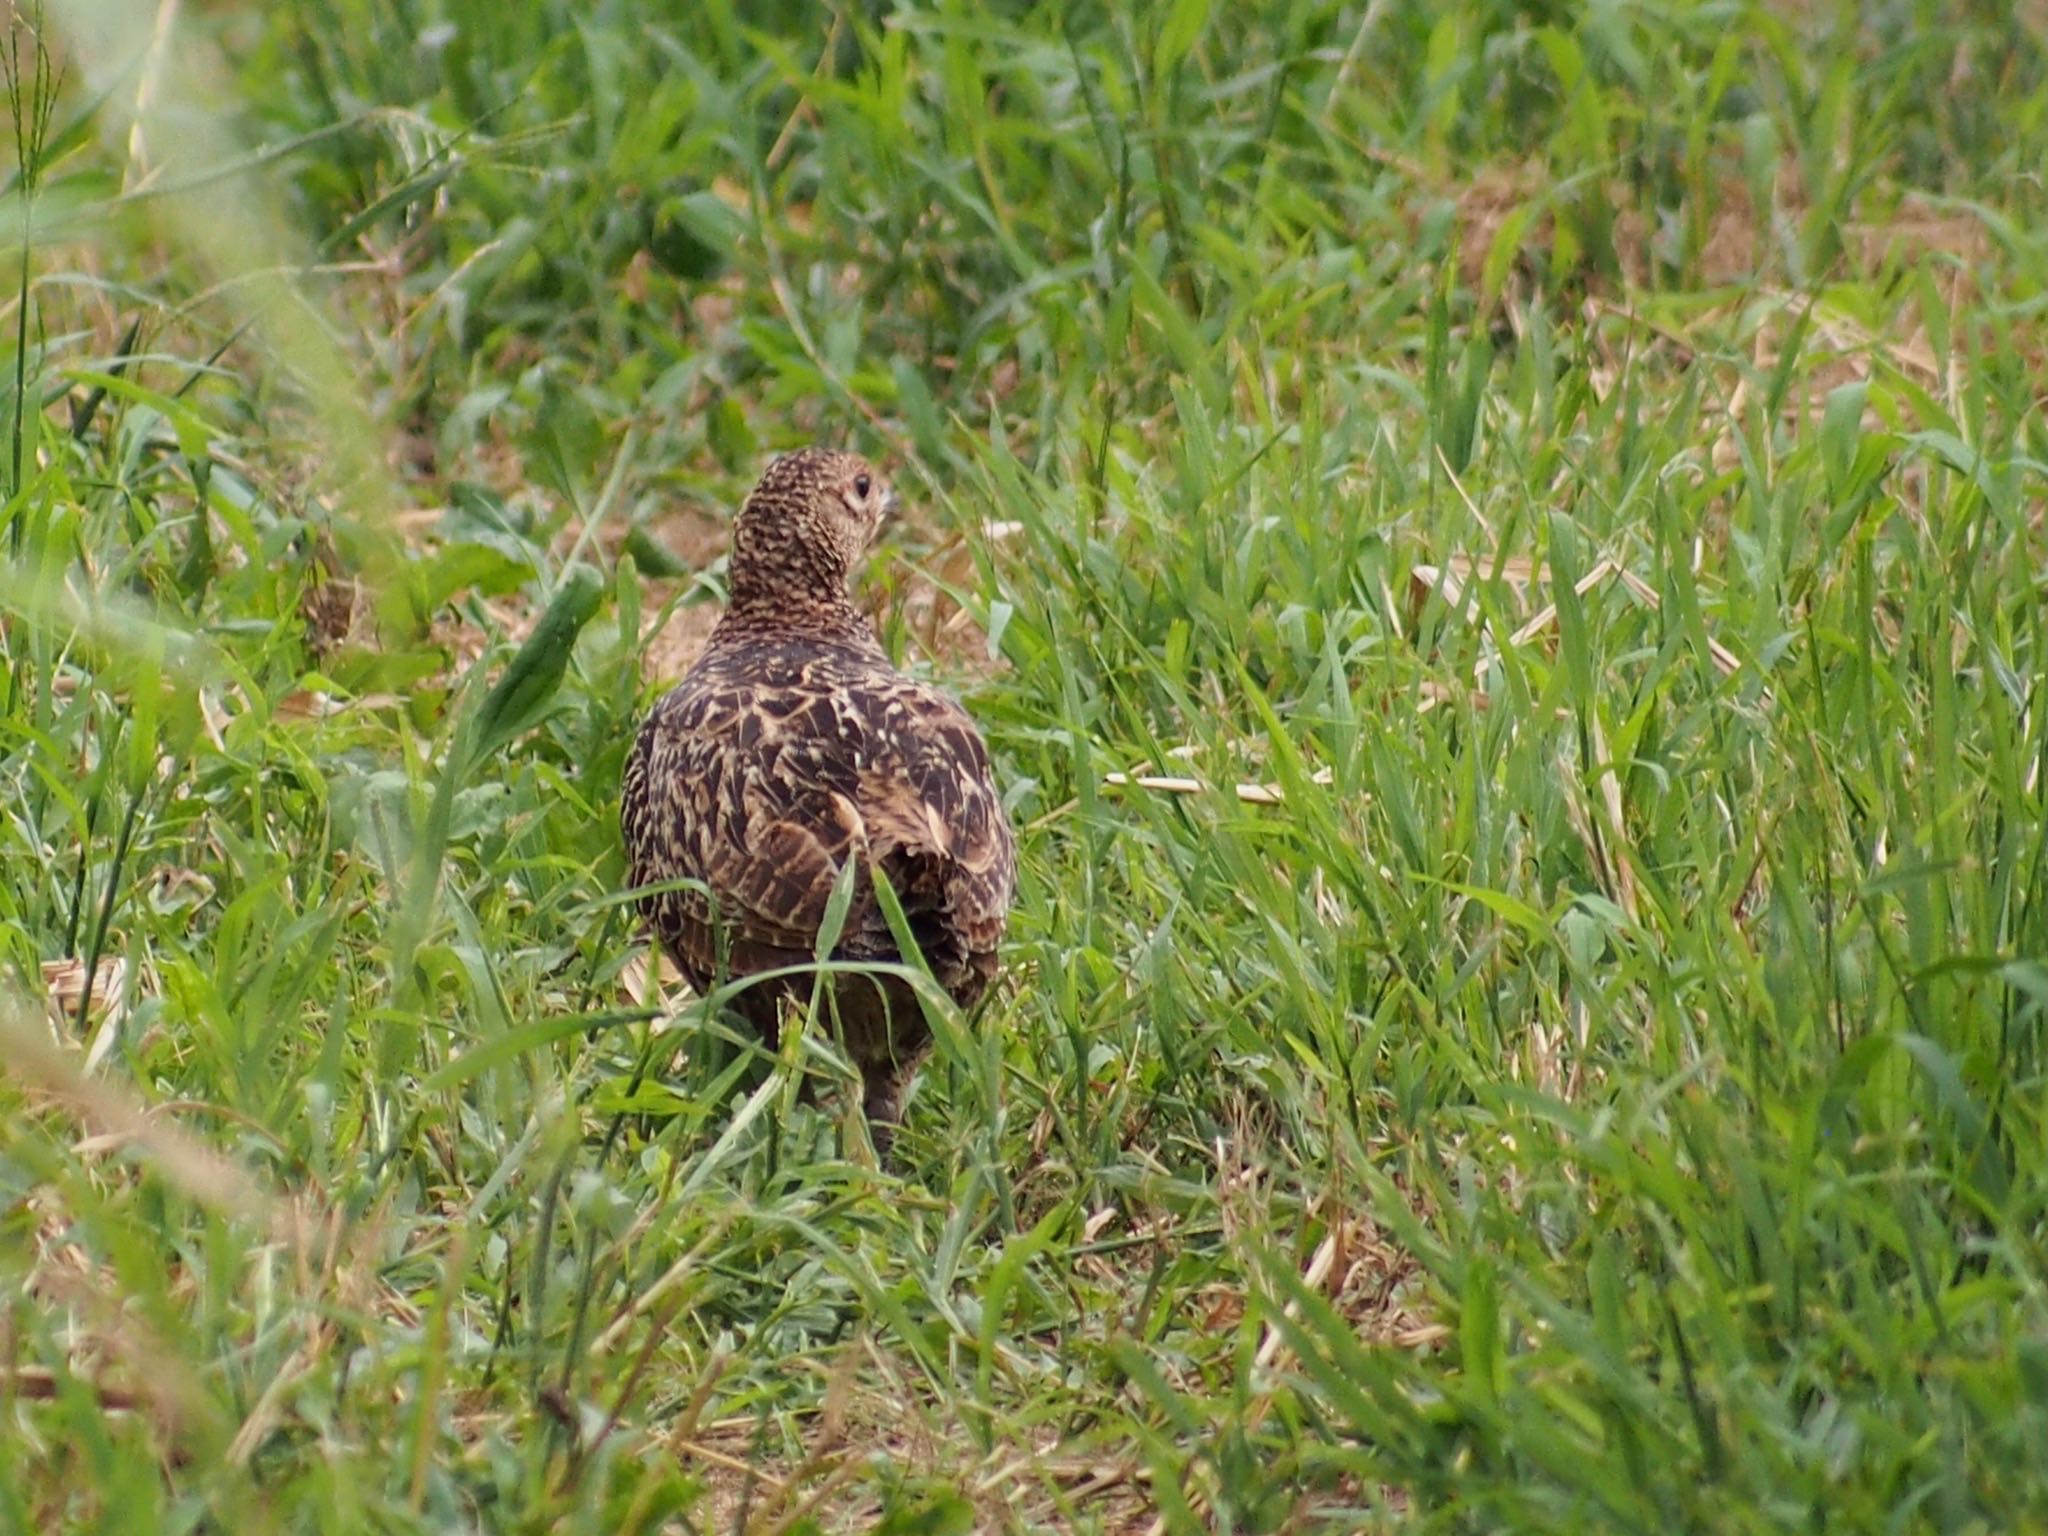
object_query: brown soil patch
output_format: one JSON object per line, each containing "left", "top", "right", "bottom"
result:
{"left": 639, "top": 598, "right": 721, "bottom": 686}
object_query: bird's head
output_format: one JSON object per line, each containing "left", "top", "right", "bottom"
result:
{"left": 728, "top": 446, "right": 896, "bottom": 609}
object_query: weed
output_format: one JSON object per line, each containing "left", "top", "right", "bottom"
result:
{"left": 2, "top": 2, "right": 2045, "bottom": 1532}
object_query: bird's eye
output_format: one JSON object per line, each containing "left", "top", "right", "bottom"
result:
{"left": 854, "top": 474, "right": 872, "bottom": 499}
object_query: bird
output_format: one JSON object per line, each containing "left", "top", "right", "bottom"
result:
{"left": 621, "top": 446, "right": 1016, "bottom": 1151}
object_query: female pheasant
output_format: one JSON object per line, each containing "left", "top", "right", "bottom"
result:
{"left": 621, "top": 448, "right": 1015, "bottom": 1147}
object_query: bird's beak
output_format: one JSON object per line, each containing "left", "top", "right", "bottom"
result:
{"left": 880, "top": 484, "right": 903, "bottom": 526}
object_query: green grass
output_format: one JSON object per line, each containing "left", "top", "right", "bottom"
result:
{"left": 4, "top": 0, "right": 2047, "bottom": 1530}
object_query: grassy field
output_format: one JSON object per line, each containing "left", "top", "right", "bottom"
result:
{"left": 4, "top": 0, "right": 2047, "bottom": 1530}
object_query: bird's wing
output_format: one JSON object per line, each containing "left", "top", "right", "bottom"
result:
{"left": 853, "top": 679, "right": 1016, "bottom": 958}
{"left": 628, "top": 676, "right": 854, "bottom": 955}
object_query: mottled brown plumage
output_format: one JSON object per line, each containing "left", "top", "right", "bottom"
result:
{"left": 621, "top": 447, "right": 1015, "bottom": 1145}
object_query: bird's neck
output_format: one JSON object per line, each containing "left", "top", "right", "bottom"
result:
{"left": 716, "top": 509, "right": 882, "bottom": 652}
{"left": 713, "top": 585, "right": 881, "bottom": 652}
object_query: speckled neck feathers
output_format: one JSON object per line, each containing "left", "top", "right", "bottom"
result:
{"left": 717, "top": 447, "right": 872, "bottom": 648}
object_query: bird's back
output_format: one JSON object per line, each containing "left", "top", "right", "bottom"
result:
{"left": 622, "top": 627, "right": 1015, "bottom": 1043}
